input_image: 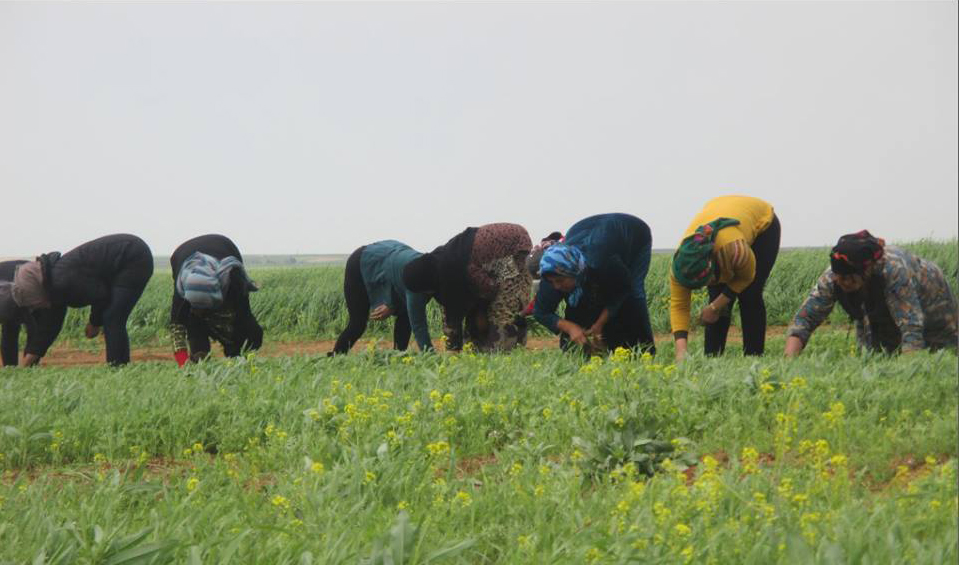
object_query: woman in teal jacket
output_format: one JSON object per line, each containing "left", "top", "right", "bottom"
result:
{"left": 330, "top": 240, "right": 434, "bottom": 355}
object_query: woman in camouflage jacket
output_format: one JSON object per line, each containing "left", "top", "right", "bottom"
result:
{"left": 785, "top": 231, "right": 957, "bottom": 356}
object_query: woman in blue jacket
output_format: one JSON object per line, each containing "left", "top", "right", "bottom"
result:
{"left": 532, "top": 214, "right": 655, "bottom": 354}
{"left": 330, "top": 240, "right": 434, "bottom": 355}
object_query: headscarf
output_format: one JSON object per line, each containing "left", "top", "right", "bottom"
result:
{"left": 830, "top": 230, "right": 885, "bottom": 275}
{"left": 11, "top": 260, "right": 51, "bottom": 309}
{"left": 525, "top": 233, "right": 564, "bottom": 278}
{"left": 176, "top": 252, "right": 254, "bottom": 310}
{"left": 539, "top": 244, "right": 587, "bottom": 306}
{"left": 671, "top": 218, "right": 741, "bottom": 289}
{"left": 401, "top": 254, "right": 439, "bottom": 294}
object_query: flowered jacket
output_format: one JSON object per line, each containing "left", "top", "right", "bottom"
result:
{"left": 787, "top": 246, "right": 958, "bottom": 352}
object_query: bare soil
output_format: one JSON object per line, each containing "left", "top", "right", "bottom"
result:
{"left": 35, "top": 326, "right": 788, "bottom": 367}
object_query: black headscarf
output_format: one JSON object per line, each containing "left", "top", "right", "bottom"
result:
{"left": 402, "top": 227, "right": 478, "bottom": 314}
{"left": 830, "top": 231, "right": 898, "bottom": 351}
{"left": 830, "top": 230, "right": 885, "bottom": 275}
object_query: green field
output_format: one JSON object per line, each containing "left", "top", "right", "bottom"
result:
{"left": 1, "top": 241, "right": 957, "bottom": 563}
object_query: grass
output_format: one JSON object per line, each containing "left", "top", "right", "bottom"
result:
{"left": 1, "top": 330, "right": 956, "bottom": 563}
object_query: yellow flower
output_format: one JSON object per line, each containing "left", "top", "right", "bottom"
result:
{"left": 271, "top": 495, "right": 290, "bottom": 510}
{"left": 453, "top": 490, "right": 472, "bottom": 507}
{"left": 186, "top": 477, "right": 199, "bottom": 492}
{"left": 311, "top": 462, "right": 325, "bottom": 474}
{"left": 674, "top": 523, "right": 691, "bottom": 537}
{"left": 397, "top": 501, "right": 408, "bottom": 510}
{"left": 542, "top": 408, "right": 553, "bottom": 419}
{"left": 426, "top": 441, "right": 450, "bottom": 457}
{"left": 364, "top": 471, "right": 376, "bottom": 485}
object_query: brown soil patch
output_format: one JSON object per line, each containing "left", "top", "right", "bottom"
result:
{"left": 34, "top": 325, "right": 792, "bottom": 368}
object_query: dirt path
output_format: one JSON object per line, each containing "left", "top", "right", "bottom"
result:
{"left": 36, "top": 326, "right": 789, "bottom": 367}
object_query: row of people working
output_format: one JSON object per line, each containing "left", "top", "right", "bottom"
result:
{"left": 0, "top": 195, "right": 955, "bottom": 367}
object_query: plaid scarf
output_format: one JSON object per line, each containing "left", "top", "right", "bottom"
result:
{"left": 176, "top": 252, "right": 247, "bottom": 309}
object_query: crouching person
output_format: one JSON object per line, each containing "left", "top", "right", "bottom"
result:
{"left": 329, "top": 240, "right": 435, "bottom": 355}
{"left": 171, "top": 234, "right": 263, "bottom": 365}
{"left": 403, "top": 223, "right": 532, "bottom": 352}
{"left": 785, "top": 230, "right": 958, "bottom": 356}
{"left": 11, "top": 234, "right": 154, "bottom": 366}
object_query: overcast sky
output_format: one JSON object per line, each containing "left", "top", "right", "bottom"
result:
{"left": 1, "top": 1, "right": 956, "bottom": 257}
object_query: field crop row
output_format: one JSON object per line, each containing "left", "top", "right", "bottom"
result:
{"left": 1, "top": 331, "right": 956, "bottom": 563}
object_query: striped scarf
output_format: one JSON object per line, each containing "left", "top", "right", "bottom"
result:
{"left": 176, "top": 252, "right": 246, "bottom": 309}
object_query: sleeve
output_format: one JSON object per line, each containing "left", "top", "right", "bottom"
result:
{"left": 24, "top": 305, "right": 67, "bottom": 357}
{"left": 170, "top": 322, "right": 189, "bottom": 353}
{"left": 532, "top": 280, "right": 563, "bottom": 334}
{"left": 1, "top": 322, "right": 19, "bottom": 366}
{"left": 405, "top": 291, "right": 433, "bottom": 352}
{"left": 170, "top": 291, "right": 190, "bottom": 352}
{"left": 669, "top": 274, "right": 693, "bottom": 338}
{"left": 716, "top": 239, "right": 756, "bottom": 296}
{"left": 89, "top": 301, "right": 106, "bottom": 327}
{"left": 467, "top": 261, "right": 498, "bottom": 300}
{"left": 442, "top": 305, "right": 466, "bottom": 351}
{"left": 882, "top": 260, "right": 926, "bottom": 352}
{"left": 786, "top": 269, "right": 838, "bottom": 346}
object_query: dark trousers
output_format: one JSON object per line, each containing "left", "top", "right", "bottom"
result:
{"left": 705, "top": 215, "right": 781, "bottom": 356}
{"left": 187, "top": 315, "right": 264, "bottom": 358}
{"left": 331, "top": 247, "right": 412, "bottom": 355}
{"left": 102, "top": 256, "right": 154, "bottom": 366}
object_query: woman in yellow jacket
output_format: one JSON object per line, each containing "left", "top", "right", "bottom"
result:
{"left": 670, "top": 196, "right": 780, "bottom": 361}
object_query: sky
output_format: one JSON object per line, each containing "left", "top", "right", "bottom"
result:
{"left": 1, "top": 1, "right": 956, "bottom": 257}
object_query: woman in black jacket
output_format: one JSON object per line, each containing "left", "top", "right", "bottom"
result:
{"left": 12, "top": 234, "right": 154, "bottom": 366}
{"left": 170, "top": 234, "right": 262, "bottom": 365}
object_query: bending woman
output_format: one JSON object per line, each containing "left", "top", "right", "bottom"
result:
{"left": 11, "top": 234, "right": 154, "bottom": 366}
{"left": 670, "top": 196, "right": 780, "bottom": 361}
{"left": 330, "top": 240, "right": 435, "bottom": 355}
{"left": 171, "top": 234, "right": 263, "bottom": 365}
{"left": 785, "top": 231, "right": 957, "bottom": 355}
{"left": 403, "top": 223, "right": 532, "bottom": 352}
{"left": 532, "top": 213, "right": 655, "bottom": 354}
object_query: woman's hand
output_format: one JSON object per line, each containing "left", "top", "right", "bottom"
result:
{"left": 588, "top": 308, "right": 609, "bottom": 341}
{"left": 369, "top": 305, "right": 394, "bottom": 321}
{"left": 85, "top": 324, "right": 101, "bottom": 339}
{"left": 557, "top": 320, "right": 588, "bottom": 346}
{"left": 699, "top": 295, "right": 731, "bottom": 325}
{"left": 700, "top": 303, "right": 720, "bottom": 325}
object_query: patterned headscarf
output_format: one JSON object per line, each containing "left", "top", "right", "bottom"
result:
{"left": 176, "top": 252, "right": 252, "bottom": 309}
{"left": 830, "top": 230, "right": 885, "bottom": 275}
{"left": 11, "top": 260, "right": 51, "bottom": 309}
{"left": 539, "top": 244, "right": 587, "bottom": 305}
{"left": 671, "top": 218, "right": 741, "bottom": 289}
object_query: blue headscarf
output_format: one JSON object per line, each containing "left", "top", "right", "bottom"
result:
{"left": 539, "top": 244, "right": 587, "bottom": 306}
